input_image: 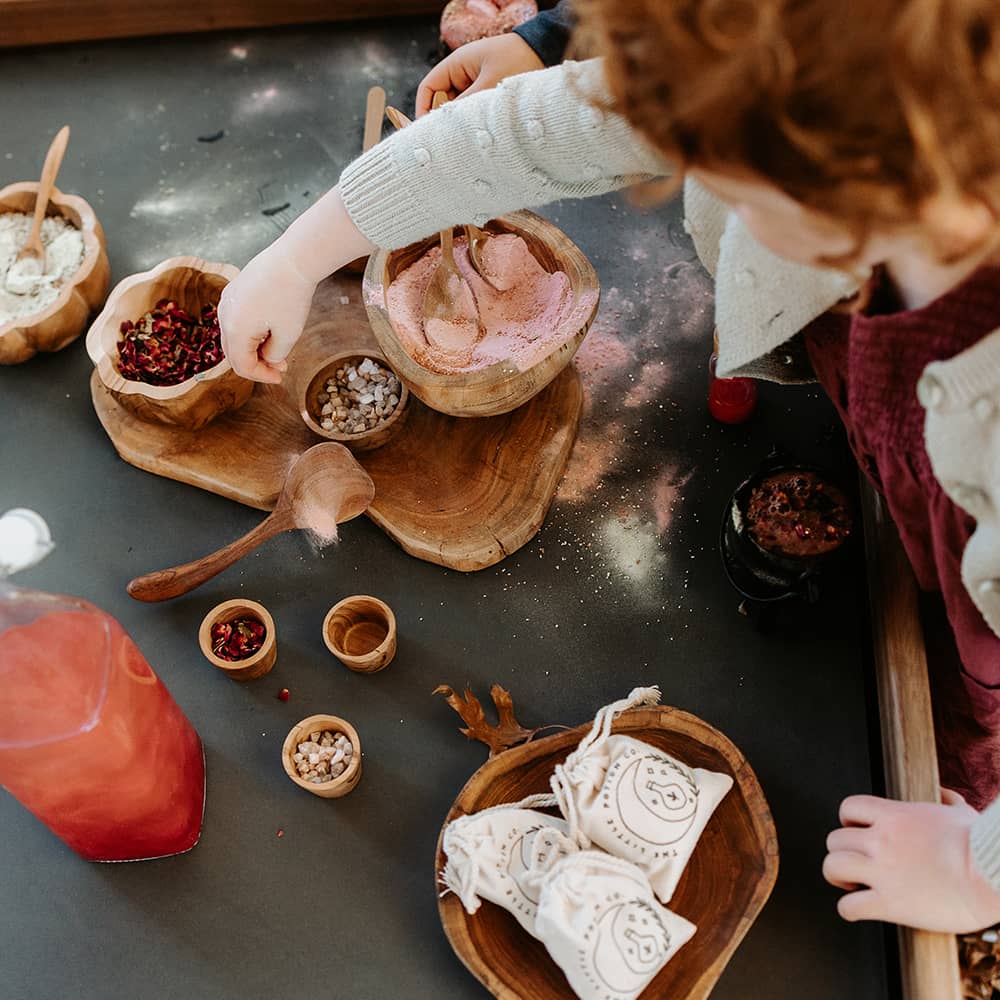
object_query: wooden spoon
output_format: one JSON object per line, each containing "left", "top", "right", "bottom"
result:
{"left": 344, "top": 87, "right": 387, "bottom": 274}
{"left": 5, "top": 125, "right": 71, "bottom": 292}
{"left": 386, "top": 103, "right": 497, "bottom": 291}
{"left": 127, "top": 443, "right": 375, "bottom": 602}
{"left": 420, "top": 93, "right": 484, "bottom": 362}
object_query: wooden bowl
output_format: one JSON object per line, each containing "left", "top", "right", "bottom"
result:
{"left": 282, "top": 713, "right": 362, "bottom": 798}
{"left": 198, "top": 599, "right": 276, "bottom": 681}
{"left": 436, "top": 705, "right": 778, "bottom": 1000}
{"left": 86, "top": 255, "right": 254, "bottom": 430}
{"left": 364, "top": 210, "right": 599, "bottom": 418}
{"left": 323, "top": 595, "right": 396, "bottom": 673}
{"left": 0, "top": 182, "right": 110, "bottom": 365}
{"left": 299, "top": 349, "right": 409, "bottom": 452}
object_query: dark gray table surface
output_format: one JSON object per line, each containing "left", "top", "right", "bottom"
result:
{"left": 0, "top": 18, "right": 890, "bottom": 1000}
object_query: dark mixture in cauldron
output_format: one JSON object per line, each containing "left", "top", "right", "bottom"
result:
{"left": 745, "top": 470, "right": 852, "bottom": 558}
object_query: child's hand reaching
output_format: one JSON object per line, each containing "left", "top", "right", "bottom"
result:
{"left": 218, "top": 249, "right": 315, "bottom": 384}
{"left": 218, "top": 187, "right": 375, "bottom": 383}
{"left": 824, "top": 791, "right": 1000, "bottom": 932}
{"left": 415, "top": 34, "right": 543, "bottom": 117}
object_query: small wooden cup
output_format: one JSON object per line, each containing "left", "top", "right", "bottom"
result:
{"left": 323, "top": 595, "right": 397, "bottom": 673}
{"left": 198, "top": 599, "right": 276, "bottom": 681}
{"left": 299, "top": 349, "right": 409, "bottom": 453}
{"left": 282, "top": 714, "right": 362, "bottom": 798}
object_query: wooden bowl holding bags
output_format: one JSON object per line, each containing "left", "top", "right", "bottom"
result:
{"left": 435, "top": 701, "right": 778, "bottom": 1000}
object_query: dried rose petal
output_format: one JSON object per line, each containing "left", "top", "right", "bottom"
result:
{"left": 210, "top": 617, "right": 266, "bottom": 661}
{"left": 117, "top": 298, "right": 225, "bottom": 386}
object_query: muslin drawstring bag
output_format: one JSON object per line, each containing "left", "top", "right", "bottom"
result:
{"left": 441, "top": 798, "right": 580, "bottom": 934}
{"left": 551, "top": 687, "right": 733, "bottom": 903}
{"left": 535, "top": 850, "right": 696, "bottom": 1000}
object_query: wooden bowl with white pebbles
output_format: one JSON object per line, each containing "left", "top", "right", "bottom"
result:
{"left": 282, "top": 714, "right": 361, "bottom": 799}
{"left": 299, "top": 349, "right": 409, "bottom": 453}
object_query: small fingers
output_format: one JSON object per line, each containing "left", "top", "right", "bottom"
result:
{"left": 839, "top": 794, "right": 889, "bottom": 828}
{"left": 837, "top": 889, "right": 884, "bottom": 923}
{"left": 826, "top": 827, "right": 872, "bottom": 856}
{"left": 822, "top": 850, "right": 874, "bottom": 891}
{"left": 941, "top": 788, "right": 968, "bottom": 807}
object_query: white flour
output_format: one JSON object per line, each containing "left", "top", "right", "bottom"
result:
{"left": 0, "top": 212, "right": 85, "bottom": 325}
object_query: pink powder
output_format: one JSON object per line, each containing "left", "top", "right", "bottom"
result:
{"left": 651, "top": 466, "right": 691, "bottom": 535}
{"left": 384, "top": 234, "right": 591, "bottom": 375}
{"left": 623, "top": 361, "right": 670, "bottom": 408}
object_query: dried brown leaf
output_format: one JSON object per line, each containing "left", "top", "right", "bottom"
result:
{"left": 433, "top": 684, "right": 541, "bottom": 756}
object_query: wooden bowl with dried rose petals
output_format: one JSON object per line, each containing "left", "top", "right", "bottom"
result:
{"left": 86, "top": 255, "right": 253, "bottom": 430}
{"left": 0, "top": 182, "right": 110, "bottom": 365}
{"left": 198, "top": 598, "right": 276, "bottom": 681}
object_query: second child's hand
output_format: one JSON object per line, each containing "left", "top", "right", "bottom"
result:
{"left": 415, "top": 34, "right": 543, "bottom": 117}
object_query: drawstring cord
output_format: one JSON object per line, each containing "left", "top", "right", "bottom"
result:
{"left": 551, "top": 686, "right": 661, "bottom": 844}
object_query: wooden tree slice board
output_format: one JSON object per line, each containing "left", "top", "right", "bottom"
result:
{"left": 90, "top": 274, "right": 583, "bottom": 571}
{"left": 436, "top": 705, "right": 779, "bottom": 1000}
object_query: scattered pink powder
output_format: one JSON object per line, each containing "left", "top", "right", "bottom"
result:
{"left": 384, "top": 234, "right": 592, "bottom": 375}
{"left": 557, "top": 420, "right": 625, "bottom": 502}
{"left": 573, "top": 325, "right": 632, "bottom": 384}
{"left": 651, "top": 466, "right": 692, "bottom": 535}
{"left": 623, "top": 361, "right": 670, "bottom": 408}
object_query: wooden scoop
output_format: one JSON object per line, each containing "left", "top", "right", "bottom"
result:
{"left": 344, "top": 87, "right": 387, "bottom": 274}
{"left": 127, "top": 443, "right": 375, "bottom": 602}
{"left": 5, "top": 125, "right": 71, "bottom": 292}
{"left": 420, "top": 93, "right": 484, "bottom": 362}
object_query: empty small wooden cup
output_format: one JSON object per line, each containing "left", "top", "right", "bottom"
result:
{"left": 323, "top": 595, "right": 396, "bottom": 673}
{"left": 282, "top": 714, "right": 362, "bottom": 798}
{"left": 198, "top": 599, "right": 276, "bottom": 681}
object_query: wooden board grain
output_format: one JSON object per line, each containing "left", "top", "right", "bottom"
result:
{"left": 436, "top": 705, "right": 779, "bottom": 1000}
{"left": 90, "top": 272, "right": 583, "bottom": 572}
{"left": 0, "top": 0, "right": 446, "bottom": 48}
{"left": 860, "top": 478, "right": 962, "bottom": 1000}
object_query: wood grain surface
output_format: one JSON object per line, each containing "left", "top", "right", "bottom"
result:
{"left": 90, "top": 272, "right": 583, "bottom": 571}
{"left": 0, "top": 1, "right": 447, "bottom": 48}
{"left": 436, "top": 705, "right": 779, "bottom": 1000}
{"left": 860, "top": 479, "right": 962, "bottom": 1000}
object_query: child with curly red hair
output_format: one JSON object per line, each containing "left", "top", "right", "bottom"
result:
{"left": 219, "top": 0, "right": 1000, "bottom": 932}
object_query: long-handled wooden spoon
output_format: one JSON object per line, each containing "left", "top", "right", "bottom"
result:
{"left": 419, "top": 93, "right": 484, "bottom": 363}
{"left": 385, "top": 103, "right": 497, "bottom": 292}
{"left": 127, "top": 443, "right": 375, "bottom": 602}
{"left": 345, "top": 86, "right": 387, "bottom": 274}
{"left": 5, "top": 125, "right": 71, "bottom": 293}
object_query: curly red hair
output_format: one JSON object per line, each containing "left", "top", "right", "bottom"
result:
{"left": 577, "top": 0, "right": 1000, "bottom": 252}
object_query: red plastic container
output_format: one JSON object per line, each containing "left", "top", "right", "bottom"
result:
{"left": 0, "top": 586, "right": 205, "bottom": 861}
{"left": 709, "top": 340, "right": 758, "bottom": 424}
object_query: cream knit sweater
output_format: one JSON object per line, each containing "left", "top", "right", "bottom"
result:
{"left": 340, "top": 59, "right": 1000, "bottom": 883}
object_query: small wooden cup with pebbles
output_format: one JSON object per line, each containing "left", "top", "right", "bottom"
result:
{"left": 300, "top": 350, "right": 409, "bottom": 453}
{"left": 323, "top": 595, "right": 397, "bottom": 674}
{"left": 198, "top": 599, "right": 277, "bottom": 681}
{"left": 282, "top": 714, "right": 361, "bottom": 798}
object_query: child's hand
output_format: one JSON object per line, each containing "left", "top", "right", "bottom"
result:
{"left": 824, "top": 791, "right": 1000, "bottom": 932}
{"left": 218, "top": 249, "right": 317, "bottom": 384}
{"left": 415, "top": 34, "right": 543, "bottom": 117}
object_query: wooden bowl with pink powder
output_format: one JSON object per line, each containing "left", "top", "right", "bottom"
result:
{"left": 363, "top": 210, "right": 599, "bottom": 419}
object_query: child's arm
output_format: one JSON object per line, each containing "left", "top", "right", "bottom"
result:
{"left": 220, "top": 59, "right": 669, "bottom": 381}
{"left": 416, "top": 1, "right": 573, "bottom": 117}
{"left": 823, "top": 791, "right": 1000, "bottom": 932}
